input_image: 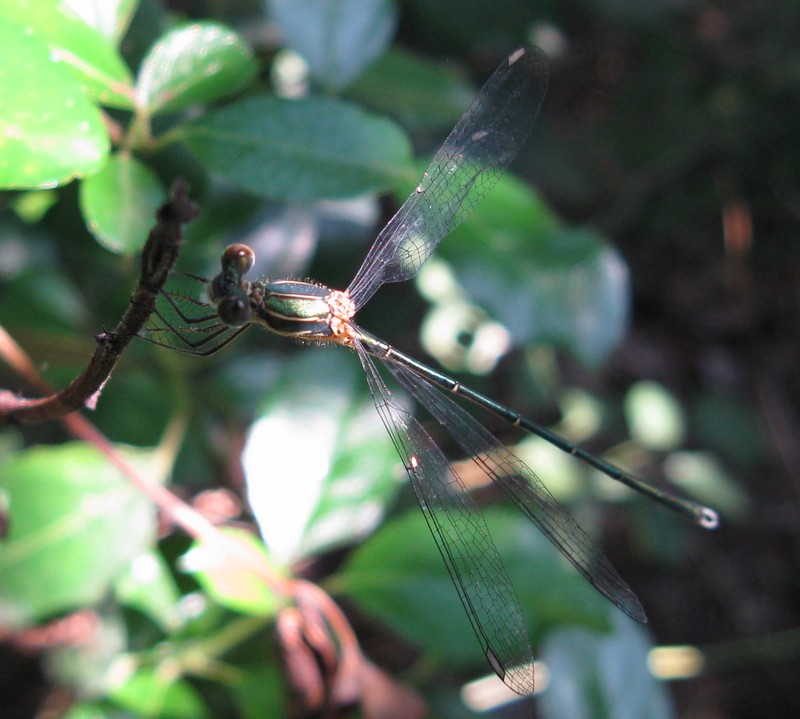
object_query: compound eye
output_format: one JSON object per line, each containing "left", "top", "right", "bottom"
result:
{"left": 221, "top": 244, "right": 255, "bottom": 275}
{"left": 217, "top": 293, "right": 251, "bottom": 327}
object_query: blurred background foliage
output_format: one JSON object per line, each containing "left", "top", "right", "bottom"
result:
{"left": 1, "top": 0, "right": 798, "bottom": 717}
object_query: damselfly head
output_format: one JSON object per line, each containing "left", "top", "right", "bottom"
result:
{"left": 217, "top": 290, "right": 252, "bottom": 327}
{"left": 210, "top": 244, "right": 255, "bottom": 305}
{"left": 221, "top": 243, "right": 255, "bottom": 275}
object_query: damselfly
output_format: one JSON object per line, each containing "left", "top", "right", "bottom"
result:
{"left": 144, "top": 47, "right": 718, "bottom": 694}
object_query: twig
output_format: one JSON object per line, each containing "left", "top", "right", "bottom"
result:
{"left": 0, "top": 179, "right": 197, "bottom": 425}
{"left": 0, "top": 187, "right": 375, "bottom": 699}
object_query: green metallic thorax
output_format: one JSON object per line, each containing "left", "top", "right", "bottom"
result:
{"left": 252, "top": 279, "right": 335, "bottom": 339}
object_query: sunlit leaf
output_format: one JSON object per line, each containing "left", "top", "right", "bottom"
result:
{"left": 270, "top": 0, "right": 396, "bottom": 91}
{"left": 0, "top": 443, "right": 157, "bottom": 625}
{"left": 180, "top": 527, "right": 279, "bottom": 616}
{"left": 336, "top": 508, "right": 612, "bottom": 670}
{"left": 664, "top": 451, "right": 750, "bottom": 522}
{"left": 108, "top": 667, "right": 210, "bottom": 718}
{"left": 539, "top": 615, "right": 675, "bottom": 719}
{"left": 79, "top": 153, "right": 164, "bottom": 254}
{"left": 429, "top": 170, "right": 559, "bottom": 250}
{"left": 511, "top": 230, "right": 630, "bottom": 366}
{"left": 242, "top": 351, "right": 399, "bottom": 564}
{"left": 62, "top": 705, "right": 109, "bottom": 719}
{"left": 449, "top": 185, "right": 629, "bottom": 365}
{"left": 0, "top": 22, "right": 109, "bottom": 189}
{"left": 624, "top": 380, "right": 685, "bottom": 452}
{"left": 10, "top": 190, "right": 60, "bottom": 223}
{"left": 177, "top": 95, "right": 413, "bottom": 199}
{"left": 406, "top": 170, "right": 629, "bottom": 366}
{"left": 336, "top": 510, "right": 479, "bottom": 663}
{"left": 114, "top": 550, "right": 183, "bottom": 632}
{"left": 0, "top": 0, "right": 135, "bottom": 108}
{"left": 136, "top": 22, "right": 257, "bottom": 116}
{"left": 62, "top": 0, "right": 139, "bottom": 43}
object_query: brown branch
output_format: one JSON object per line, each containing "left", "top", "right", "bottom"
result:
{"left": 0, "top": 183, "right": 389, "bottom": 698}
{"left": 0, "top": 179, "right": 198, "bottom": 425}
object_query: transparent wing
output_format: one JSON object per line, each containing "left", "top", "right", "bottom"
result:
{"left": 388, "top": 361, "right": 647, "bottom": 624}
{"left": 354, "top": 338, "right": 535, "bottom": 695}
{"left": 347, "top": 46, "right": 547, "bottom": 309}
{"left": 139, "top": 272, "right": 247, "bottom": 356}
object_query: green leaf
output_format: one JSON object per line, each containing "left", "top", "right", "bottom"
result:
{"left": 10, "top": 189, "right": 60, "bottom": 223}
{"left": 624, "top": 380, "right": 685, "bottom": 452}
{"left": 108, "top": 668, "right": 210, "bottom": 719}
{"left": 232, "top": 665, "right": 287, "bottom": 719}
{"left": 539, "top": 616, "right": 675, "bottom": 719}
{"left": 0, "top": 443, "right": 157, "bottom": 625}
{"left": 0, "top": 22, "right": 109, "bottom": 189}
{"left": 0, "top": 0, "right": 135, "bottom": 108}
{"left": 177, "top": 95, "right": 413, "bottom": 200}
{"left": 435, "top": 170, "right": 560, "bottom": 249}
{"left": 136, "top": 22, "right": 257, "bottom": 116}
{"left": 241, "top": 350, "right": 399, "bottom": 563}
{"left": 431, "top": 175, "right": 630, "bottom": 366}
{"left": 336, "top": 508, "right": 612, "bottom": 671}
{"left": 62, "top": 0, "right": 139, "bottom": 43}
{"left": 114, "top": 550, "right": 183, "bottom": 632}
{"left": 62, "top": 704, "right": 111, "bottom": 719}
{"left": 510, "top": 229, "right": 630, "bottom": 366}
{"left": 348, "top": 46, "right": 475, "bottom": 130}
{"left": 337, "top": 510, "right": 478, "bottom": 664}
{"left": 79, "top": 153, "right": 164, "bottom": 253}
{"left": 180, "top": 527, "right": 279, "bottom": 617}
{"left": 0, "top": 264, "right": 91, "bottom": 333}
{"left": 270, "top": 0, "right": 396, "bottom": 91}
{"left": 663, "top": 451, "right": 750, "bottom": 523}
